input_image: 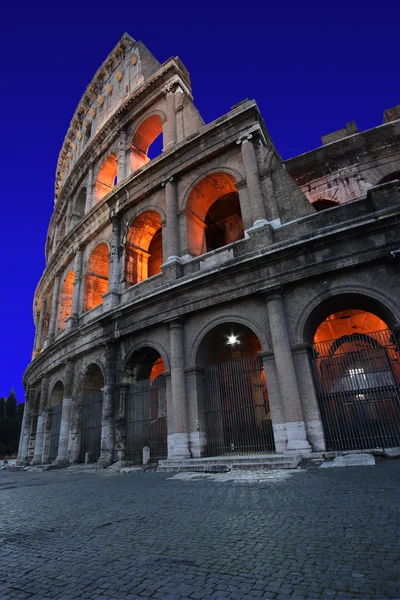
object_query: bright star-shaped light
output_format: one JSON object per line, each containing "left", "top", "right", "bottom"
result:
{"left": 227, "top": 334, "right": 239, "bottom": 345}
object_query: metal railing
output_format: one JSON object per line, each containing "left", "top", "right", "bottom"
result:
{"left": 79, "top": 392, "right": 103, "bottom": 462}
{"left": 203, "top": 356, "right": 275, "bottom": 456}
{"left": 126, "top": 376, "right": 167, "bottom": 465}
{"left": 312, "top": 329, "right": 400, "bottom": 451}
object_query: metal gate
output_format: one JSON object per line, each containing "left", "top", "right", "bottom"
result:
{"left": 79, "top": 392, "right": 103, "bottom": 462}
{"left": 48, "top": 403, "right": 63, "bottom": 461}
{"left": 312, "top": 329, "right": 400, "bottom": 451}
{"left": 203, "top": 355, "right": 275, "bottom": 456}
{"left": 126, "top": 375, "right": 167, "bottom": 465}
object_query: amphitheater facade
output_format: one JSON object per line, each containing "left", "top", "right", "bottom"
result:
{"left": 18, "top": 34, "right": 400, "bottom": 468}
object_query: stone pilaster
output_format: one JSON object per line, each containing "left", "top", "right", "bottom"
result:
{"left": 34, "top": 299, "right": 47, "bottom": 356}
{"left": 44, "top": 274, "right": 62, "bottom": 347}
{"left": 168, "top": 319, "right": 190, "bottom": 458}
{"left": 185, "top": 366, "right": 206, "bottom": 458}
{"left": 99, "top": 342, "right": 117, "bottom": 464}
{"left": 117, "top": 129, "right": 128, "bottom": 182}
{"left": 164, "top": 90, "right": 177, "bottom": 149}
{"left": 85, "top": 165, "right": 94, "bottom": 213}
{"left": 103, "top": 215, "right": 121, "bottom": 309}
{"left": 292, "top": 343, "right": 326, "bottom": 451}
{"left": 17, "top": 390, "right": 33, "bottom": 465}
{"left": 115, "top": 383, "right": 128, "bottom": 461}
{"left": 163, "top": 178, "right": 180, "bottom": 260}
{"left": 32, "top": 376, "right": 50, "bottom": 464}
{"left": 259, "top": 350, "right": 287, "bottom": 453}
{"left": 55, "top": 361, "right": 75, "bottom": 464}
{"left": 238, "top": 134, "right": 268, "bottom": 227}
{"left": 265, "top": 289, "right": 311, "bottom": 454}
{"left": 68, "top": 249, "right": 83, "bottom": 330}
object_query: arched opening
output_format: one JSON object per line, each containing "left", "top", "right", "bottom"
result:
{"left": 95, "top": 153, "right": 118, "bottom": 202}
{"left": 83, "top": 244, "right": 109, "bottom": 311}
{"left": 130, "top": 115, "right": 163, "bottom": 172}
{"left": 58, "top": 271, "right": 75, "bottom": 331}
{"left": 186, "top": 173, "right": 244, "bottom": 257}
{"left": 311, "top": 307, "right": 400, "bottom": 451}
{"left": 125, "top": 211, "right": 163, "bottom": 287}
{"left": 79, "top": 364, "right": 104, "bottom": 463}
{"left": 312, "top": 198, "right": 340, "bottom": 212}
{"left": 377, "top": 171, "right": 400, "bottom": 185}
{"left": 74, "top": 188, "right": 86, "bottom": 218}
{"left": 123, "top": 347, "right": 167, "bottom": 464}
{"left": 196, "top": 322, "right": 274, "bottom": 456}
{"left": 46, "top": 381, "right": 64, "bottom": 462}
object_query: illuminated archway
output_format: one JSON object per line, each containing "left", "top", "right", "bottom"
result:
{"left": 95, "top": 153, "right": 118, "bottom": 202}
{"left": 130, "top": 115, "right": 163, "bottom": 172}
{"left": 83, "top": 244, "right": 109, "bottom": 311}
{"left": 123, "top": 346, "right": 167, "bottom": 464}
{"left": 125, "top": 211, "right": 162, "bottom": 287}
{"left": 377, "top": 171, "right": 400, "bottom": 185}
{"left": 312, "top": 308, "right": 400, "bottom": 451}
{"left": 186, "top": 172, "right": 244, "bottom": 256}
{"left": 312, "top": 198, "right": 339, "bottom": 211}
{"left": 195, "top": 322, "right": 274, "bottom": 456}
{"left": 58, "top": 271, "right": 75, "bottom": 331}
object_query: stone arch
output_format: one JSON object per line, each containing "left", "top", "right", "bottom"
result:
{"left": 377, "top": 170, "right": 400, "bottom": 185}
{"left": 189, "top": 314, "right": 271, "bottom": 367}
{"left": 130, "top": 112, "right": 165, "bottom": 172}
{"left": 95, "top": 152, "right": 118, "bottom": 202}
{"left": 312, "top": 198, "right": 340, "bottom": 211}
{"left": 74, "top": 186, "right": 87, "bottom": 217}
{"left": 49, "top": 379, "right": 65, "bottom": 404}
{"left": 181, "top": 166, "right": 245, "bottom": 211}
{"left": 123, "top": 338, "right": 170, "bottom": 378}
{"left": 74, "top": 359, "right": 106, "bottom": 395}
{"left": 58, "top": 270, "right": 75, "bottom": 331}
{"left": 83, "top": 243, "right": 109, "bottom": 311}
{"left": 298, "top": 288, "right": 399, "bottom": 346}
{"left": 125, "top": 210, "right": 163, "bottom": 286}
{"left": 185, "top": 171, "right": 245, "bottom": 257}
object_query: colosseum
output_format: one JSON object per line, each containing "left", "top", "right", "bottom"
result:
{"left": 18, "top": 33, "right": 400, "bottom": 470}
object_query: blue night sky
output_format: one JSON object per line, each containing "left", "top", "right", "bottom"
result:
{"left": 1, "top": 1, "right": 399, "bottom": 402}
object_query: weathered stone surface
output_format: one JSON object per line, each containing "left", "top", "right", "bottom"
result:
{"left": 320, "top": 454, "right": 376, "bottom": 468}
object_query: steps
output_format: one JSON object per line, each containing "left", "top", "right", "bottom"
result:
{"left": 157, "top": 453, "right": 302, "bottom": 473}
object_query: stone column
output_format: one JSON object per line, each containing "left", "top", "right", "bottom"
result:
{"left": 55, "top": 361, "right": 75, "bottom": 464}
{"left": 99, "top": 342, "right": 117, "bottom": 464}
{"left": 17, "top": 390, "right": 33, "bottom": 464}
{"left": 117, "top": 129, "right": 128, "bottom": 182}
{"left": 168, "top": 320, "right": 190, "bottom": 458}
{"left": 103, "top": 215, "right": 121, "bottom": 310}
{"left": 115, "top": 383, "right": 128, "bottom": 461}
{"left": 44, "top": 273, "right": 62, "bottom": 347}
{"left": 68, "top": 249, "right": 84, "bottom": 330}
{"left": 238, "top": 134, "right": 268, "bottom": 226}
{"left": 259, "top": 350, "right": 287, "bottom": 453}
{"left": 265, "top": 289, "right": 311, "bottom": 453}
{"left": 164, "top": 178, "right": 180, "bottom": 260}
{"left": 164, "top": 90, "right": 177, "bottom": 149}
{"left": 185, "top": 367, "right": 206, "bottom": 458}
{"left": 85, "top": 165, "right": 94, "bottom": 213}
{"left": 34, "top": 299, "right": 47, "bottom": 356}
{"left": 292, "top": 344, "right": 326, "bottom": 451}
{"left": 32, "top": 376, "right": 50, "bottom": 464}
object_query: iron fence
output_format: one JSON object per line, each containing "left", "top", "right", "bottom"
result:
{"left": 203, "top": 355, "right": 275, "bottom": 456}
{"left": 126, "top": 376, "right": 167, "bottom": 465}
{"left": 48, "top": 403, "right": 63, "bottom": 461}
{"left": 79, "top": 392, "right": 103, "bottom": 462}
{"left": 312, "top": 329, "right": 400, "bottom": 451}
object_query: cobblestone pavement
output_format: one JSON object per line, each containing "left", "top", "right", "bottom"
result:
{"left": 0, "top": 458, "right": 399, "bottom": 600}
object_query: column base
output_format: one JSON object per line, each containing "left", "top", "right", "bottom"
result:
{"left": 43, "top": 336, "right": 53, "bottom": 349}
{"left": 66, "top": 316, "right": 79, "bottom": 332}
{"left": 245, "top": 222, "right": 274, "bottom": 245}
{"left": 102, "top": 290, "right": 121, "bottom": 310}
{"left": 189, "top": 431, "right": 207, "bottom": 458}
{"left": 53, "top": 459, "right": 70, "bottom": 468}
{"left": 167, "top": 433, "right": 191, "bottom": 459}
{"left": 161, "top": 259, "right": 183, "bottom": 280}
{"left": 272, "top": 423, "right": 288, "bottom": 453}
{"left": 305, "top": 419, "right": 326, "bottom": 452}
{"left": 284, "top": 421, "right": 312, "bottom": 454}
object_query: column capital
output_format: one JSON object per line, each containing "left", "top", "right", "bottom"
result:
{"left": 161, "top": 176, "right": 175, "bottom": 187}
{"left": 166, "top": 316, "right": 184, "bottom": 329}
{"left": 291, "top": 343, "right": 315, "bottom": 357}
{"left": 262, "top": 286, "right": 285, "bottom": 303}
{"left": 236, "top": 133, "right": 253, "bottom": 145}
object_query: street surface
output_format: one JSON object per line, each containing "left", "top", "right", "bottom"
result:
{"left": 0, "top": 458, "right": 398, "bottom": 600}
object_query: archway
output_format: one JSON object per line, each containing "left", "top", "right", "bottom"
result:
{"left": 95, "top": 153, "right": 118, "bottom": 202}
{"left": 79, "top": 364, "right": 104, "bottom": 463}
{"left": 125, "top": 211, "right": 163, "bottom": 287}
{"left": 123, "top": 347, "right": 167, "bottom": 464}
{"left": 130, "top": 115, "right": 163, "bottom": 172}
{"left": 311, "top": 307, "right": 400, "bottom": 450}
{"left": 377, "top": 171, "right": 400, "bottom": 185}
{"left": 83, "top": 244, "right": 109, "bottom": 311}
{"left": 58, "top": 271, "right": 75, "bottom": 331}
{"left": 196, "top": 322, "right": 275, "bottom": 456}
{"left": 186, "top": 173, "right": 245, "bottom": 256}
{"left": 46, "top": 381, "right": 64, "bottom": 462}
{"left": 74, "top": 188, "right": 86, "bottom": 218}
